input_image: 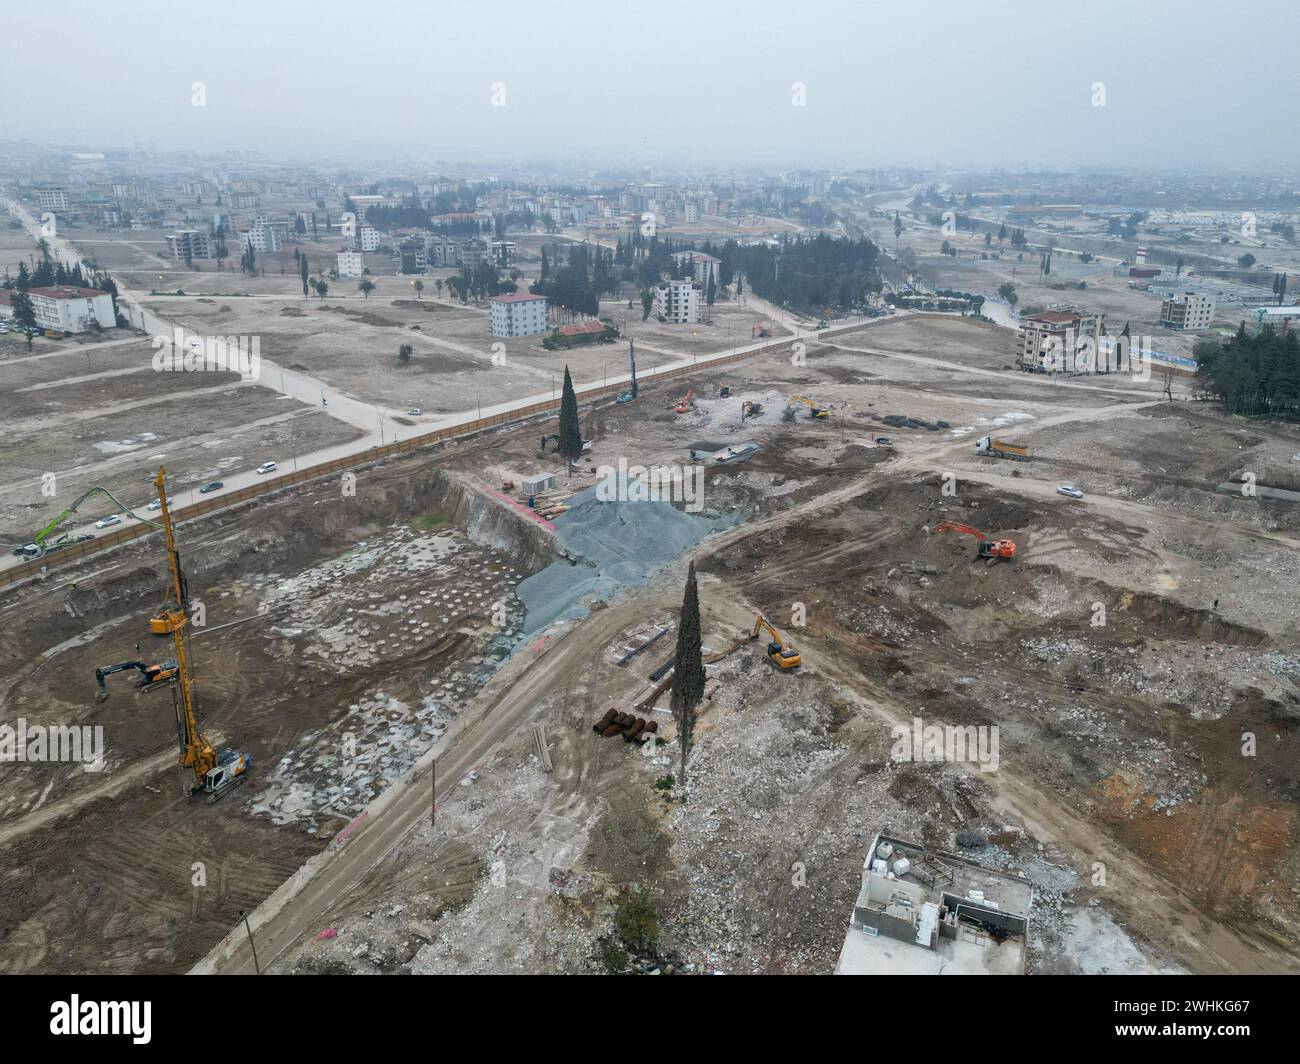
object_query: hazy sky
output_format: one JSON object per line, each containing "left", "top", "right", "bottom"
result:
{"left": 10, "top": 0, "right": 1299, "bottom": 171}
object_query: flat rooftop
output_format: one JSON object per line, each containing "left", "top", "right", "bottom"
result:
{"left": 835, "top": 832, "right": 1033, "bottom": 976}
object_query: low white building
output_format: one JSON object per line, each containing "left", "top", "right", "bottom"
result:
{"left": 1159, "top": 290, "right": 1215, "bottom": 331}
{"left": 489, "top": 292, "right": 548, "bottom": 337}
{"left": 241, "top": 223, "right": 282, "bottom": 254}
{"left": 0, "top": 285, "right": 116, "bottom": 333}
{"left": 337, "top": 250, "right": 365, "bottom": 277}
{"left": 653, "top": 278, "right": 702, "bottom": 324}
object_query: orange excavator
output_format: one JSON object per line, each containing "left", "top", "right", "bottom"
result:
{"left": 673, "top": 388, "right": 695, "bottom": 414}
{"left": 932, "top": 520, "right": 1016, "bottom": 563}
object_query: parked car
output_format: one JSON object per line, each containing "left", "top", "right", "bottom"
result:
{"left": 94, "top": 514, "right": 122, "bottom": 529}
{"left": 874, "top": 436, "right": 893, "bottom": 445}
{"left": 147, "top": 497, "right": 169, "bottom": 512}
{"left": 1056, "top": 485, "right": 1084, "bottom": 499}
{"left": 406, "top": 408, "right": 422, "bottom": 417}
{"left": 255, "top": 461, "right": 277, "bottom": 475}
{"left": 199, "top": 480, "right": 223, "bottom": 494}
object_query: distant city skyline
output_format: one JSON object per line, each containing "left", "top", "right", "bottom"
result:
{"left": 8, "top": 0, "right": 1300, "bottom": 171}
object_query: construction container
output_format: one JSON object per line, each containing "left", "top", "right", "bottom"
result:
{"left": 522, "top": 473, "right": 557, "bottom": 495}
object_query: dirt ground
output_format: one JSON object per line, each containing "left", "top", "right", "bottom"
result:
{"left": 4, "top": 315, "right": 1298, "bottom": 975}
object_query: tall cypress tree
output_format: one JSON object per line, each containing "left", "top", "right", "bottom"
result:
{"left": 670, "top": 561, "right": 705, "bottom": 786}
{"left": 300, "top": 254, "right": 310, "bottom": 298}
{"left": 557, "top": 366, "right": 583, "bottom": 462}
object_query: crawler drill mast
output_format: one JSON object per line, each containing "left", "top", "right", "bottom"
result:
{"left": 154, "top": 467, "right": 252, "bottom": 800}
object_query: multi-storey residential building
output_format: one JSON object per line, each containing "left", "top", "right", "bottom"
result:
{"left": 672, "top": 251, "right": 720, "bottom": 289}
{"left": 489, "top": 292, "right": 548, "bottom": 337}
{"left": 397, "top": 238, "right": 427, "bottom": 274}
{"left": 240, "top": 223, "right": 282, "bottom": 254}
{"left": 37, "top": 187, "right": 71, "bottom": 212}
{"left": 337, "top": 250, "right": 365, "bottom": 277}
{"left": 653, "top": 278, "right": 702, "bottom": 324}
{"left": 0, "top": 285, "right": 116, "bottom": 333}
{"left": 165, "top": 229, "right": 213, "bottom": 260}
{"left": 491, "top": 240, "right": 517, "bottom": 267}
{"left": 1017, "top": 308, "right": 1105, "bottom": 372}
{"left": 346, "top": 224, "right": 379, "bottom": 252}
{"left": 1159, "top": 290, "right": 1215, "bottom": 331}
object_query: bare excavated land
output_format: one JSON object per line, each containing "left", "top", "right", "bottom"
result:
{"left": 2, "top": 315, "right": 1299, "bottom": 975}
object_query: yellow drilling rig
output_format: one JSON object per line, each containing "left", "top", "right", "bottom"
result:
{"left": 152, "top": 466, "right": 253, "bottom": 801}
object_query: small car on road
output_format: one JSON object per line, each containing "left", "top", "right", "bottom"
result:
{"left": 95, "top": 514, "right": 122, "bottom": 529}
{"left": 256, "top": 461, "right": 277, "bottom": 475}
{"left": 199, "top": 480, "right": 223, "bottom": 494}
{"left": 1056, "top": 485, "right": 1084, "bottom": 499}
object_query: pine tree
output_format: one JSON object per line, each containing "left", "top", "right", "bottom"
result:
{"left": 300, "top": 255, "right": 310, "bottom": 298}
{"left": 557, "top": 366, "right": 583, "bottom": 462}
{"left": 670, "top": 561, "right": 705, "bottom": 786}
{"left": 10, "top": 289, "right": 38, "bottom": 350}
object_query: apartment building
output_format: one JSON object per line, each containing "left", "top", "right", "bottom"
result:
{"left": 653, "top": 278, "right": 702, "bottom": 324}
{"left": 337, "top": 250, "right": 365, "bottom": 278}
{"left": 489, "top": 292, "right": 548, "bottom": 337}
{"left": 346, "top": 224, "right": 379, "bottom": 252}
{"left": 1159, "top": 290, "right": 1216, "bottom": 331}
{"left": 165, "top": 229, "right": 214, "bottom": 260}
{"left": 671, "top": 251, "right": 720, "bottom": 289}
{"left": 241, "top": 223, "right": 282, "bottom": 254}
{"left": 1017, "top": 308, "right": 1104, "bottom": 372}
{"left": 0, "top": 285, "right": 116, "bottom": 333}
{"left": 397, "top": 237, "right": 427, "bottom": 274}
{"left": 37, "top": 187, "right": 71, "bottom": 212}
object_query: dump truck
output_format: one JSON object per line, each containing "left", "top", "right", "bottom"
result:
{"left": 975, "top": 435, "right": 1029, "bottom": 461}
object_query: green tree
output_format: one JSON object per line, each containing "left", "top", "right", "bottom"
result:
{"left": 313, "top": 278, "right": 329, "bottom": 299}
{"left": 640, "top": 289, "right": 654, "bottom": 321}
{"left": 414, "top": 279, "right": 424, "bottom": 299}
{"left": 398, "top": 343, "right": 413, "bottom": 364}
{"left": 670, "top": 560, "right": 705, "bottom": 786}
{"left": 9, "top": 288, "right": 37, "bottom": 349}
{"left": 997, "top": 281, "right": 1017, "bottom": 306}
{"left": 358, "top": 279, "right": 375, "bottom": 299}
{"left": 300, "top": 254, "right": 309, "bottom": 298}
{"left": 557, "top": 366, "right": 583, "bottom": 462}
{"left": 1238, "top": 253, "right": 1256, "bottom": 269}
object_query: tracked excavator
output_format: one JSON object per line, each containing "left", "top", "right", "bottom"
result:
{"left": 151, "top": 466, "right": 253, "bottom": 801}
{"left": 789, "top": 395, "right": 829, "bottom": 419}
{"left": 752, "top": 613, "right": 801, "bottom": 670}
{"left": 932, "top": 520, "right": 1016, "bottom": 563}
{"left": 94, "top": 659, "right": 178, "bottom": 702}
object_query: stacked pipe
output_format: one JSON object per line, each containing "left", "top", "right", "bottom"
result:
{"left": 592, "top": 711, "right": 660, "bottom": 745}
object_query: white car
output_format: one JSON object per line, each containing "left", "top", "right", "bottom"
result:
{"left": 1056, "top": 485, "right": 1084, "bottom": 499}
{"left": 255, "top": 461, "right": 277, "bottom": 475}
{"left": 95, "top": 514, "right": 122, "bottom": 529}
{"left": 406, "top": 408, "right": 422, "bottom": 417}
{"left": 147, "top": 498, "right": 168, "bottom": 512}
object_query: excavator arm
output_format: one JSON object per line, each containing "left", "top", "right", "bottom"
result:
{"left": 751, "top": 613, "right": 801, "bottom": 670}
{"left": 94, "top": 659, "right": 178, "bottom": 702}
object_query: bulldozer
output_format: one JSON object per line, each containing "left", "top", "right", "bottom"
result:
{"left": 932, "top": 520, "right": 1016, "bottom": 563}
{"left": 752, "top": 613, "right": 801, "bottom": 670}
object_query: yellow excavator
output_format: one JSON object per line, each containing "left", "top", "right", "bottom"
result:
{"left": 152, "top": 466, "right": 253, "bottom": 801}
{"left": 752, "top": 613, "right": 801, "bottom": 670}
{"left": 789, "top": 395, "right": 829, "bottom": 419}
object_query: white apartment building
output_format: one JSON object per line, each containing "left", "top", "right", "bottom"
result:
{"left": 653, "top": 278, "right": 702, "bottom": 324}
{"left": 672, "top": 251, "right": 720, "bottom": 289}
{"left": 1159, "top": 290, "right": 1215, "bottom": 331}
{"left": 0, "top": 285, "right": 116, "bottom": 333}
{"left": 489, "top": 293, "right": 548, "bottom": 337}
{"left": 165, "top": 229, "right": 213, "bottom": 260}
{"left": 346, "top": 224, "right": 379, "bottom": 252}
{"left": 37, "top": 188, "right": 71, "bottom": 212}
{"left": 337, "top": 250, "right": 365, "bottom": 277}
{"left": 241, "top": 223, "right": 282, "bottom": 253}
